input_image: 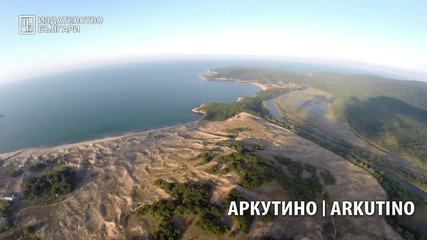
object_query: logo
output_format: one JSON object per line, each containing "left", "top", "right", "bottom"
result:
{"left": 19, "top": 15, "right": 36, "bottom": 35}
{"left": 18, "top": 15, "right": 103, "bottom": 35}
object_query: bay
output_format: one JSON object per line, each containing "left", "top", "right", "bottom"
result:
{"left": 0, "top": 58, "right": 405, "bottom": 153}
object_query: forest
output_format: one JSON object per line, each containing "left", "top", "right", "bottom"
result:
{"left": 204, "top": 67, "right": 427, "bottom": 162}
{"left": 199, "top": 87, "right": 298, "bottom": 121}
{"left": 22, "top": 168, "right": 77, "bottom": 204}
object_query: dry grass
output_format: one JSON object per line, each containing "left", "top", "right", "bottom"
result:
{"left": 0, "top": 113, "right": 400, "bottom": 239}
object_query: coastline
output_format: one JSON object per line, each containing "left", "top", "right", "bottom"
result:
{"left": 251, "top": 82, "right": 268, "bottom": 90}
{"left": 0, "top": 119, "right": 202, "bottom": 159}
{"left": 0, "top": 110, "right": 400, "bottom": 239}
{"left": 0, "top": 69, "right": 263, "bottom": 159}
{"left": 199, "top": 69, "right": 268, "bottom": 91}
{"left": 192, "top": 104, "right": 207, "bottom": 116}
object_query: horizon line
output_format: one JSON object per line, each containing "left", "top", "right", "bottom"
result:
{"left": 1, "top": 54, "right": 426, "bottom": 85}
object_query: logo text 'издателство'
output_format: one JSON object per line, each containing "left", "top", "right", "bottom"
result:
{"left": 18, "top": 15, "right": 104, "bottom": 35}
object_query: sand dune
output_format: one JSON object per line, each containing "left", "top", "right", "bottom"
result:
{"left": 0, "top": 113, "right": 400, "bottom": 239}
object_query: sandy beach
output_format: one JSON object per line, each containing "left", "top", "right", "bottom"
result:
{"left": 0, "top": 120, "right": 200, "bottom": 160}
{"left": 199, "top": 69, "right": 268, "bottom": 91}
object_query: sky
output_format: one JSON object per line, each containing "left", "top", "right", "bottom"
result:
{"left": 1, "top": 0, "right": 427, "bottom": 83}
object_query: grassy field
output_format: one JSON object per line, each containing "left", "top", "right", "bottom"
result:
{"left": 204, "top": 67, "right": 427, "bottom": 163}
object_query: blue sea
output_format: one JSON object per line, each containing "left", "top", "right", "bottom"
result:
{"left": 0, "top": 58, "right": 407, "bottom": 153}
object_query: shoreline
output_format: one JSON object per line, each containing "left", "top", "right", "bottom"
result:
{"left": 192, "top": 104, "right": 207, "bottom": 116}
{"left": 199, "top": 69, "right": 268, "bottom": 91}
{"left": 251, "top": 82, "right": 268, "bottom": 90}
{"left": 0, "top": 69, "right": 263, "bottom": 159}
{"left": 0, "top": 119, "right": 203, "bottom": 159}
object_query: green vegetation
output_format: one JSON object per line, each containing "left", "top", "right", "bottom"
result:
{"left": 216, "top": 140, "right": 264, "bottom": 153}
{"left": 287, "top": 161, "right": 303, "bottom": 177}
{"left": 320, "top": 170, "right": 336, "bottom": 185}
{"left": 344, "top": 96, "right": 427, "bottom": 162}
{"left": 347, "top": 154, "right": 424, "bottom": 239}
{"left": 205, "top": 67, "right": 305, "bottom": 84}
{"left": 199, "top": 97, "right": 267, "bottom": 121}
{"left": 215, "top": 150, "right": 282, "bottom": 189}
{"left": 303, "top": 163, "right": 317, "bottom": 176}
{"left": 28, "top": 162, "right": 50, "bottom": 172}
{"left": 206, "top": 66, "right": 427, "bottom": 163}
{"left": 274, "top": 156, "right": 323, "bottom": 201}
{"left": 150, "top": 179, "right": 214, "bottom": 215}
{"left": 0, "top": 201, "right": 13, "bottom": 233}
{"left": 214, "top": 141, "right": 323, "bottom": 201}
{"left": 9, "top": 226, "right": 38, "bottom": 240}
{"left": 274, "top": 156, "right": 293, "bottom": 165}
{"left": 224, "top": 189, "right": 254, "bottom": 233}
{"left": 199, "top": 87, "right": 298, "bottom": 121}
{"left": 281, "top": 176, "right": 323, "bottom": 201}
{"left": 215, "top": 140, "right": 324, "bottom": 201}
{"left": 225, "top": 127, "right": 251, "bottom": 135}
{"left": 23, "top": 168, "right": 77, "bottom": 204}
{"left": 139, "top": 139, "right": 326, "bottom": 238}
{"left": 27, "top": 159, "right": 65, "bottom": 173}
{"left": 196, "top": 149, "right": 215, "bottom": 164}
{"left": 138, "top": 141, "right": 335, "bottom": 238}
{"left": 152, "top": 221, "right": 181, "bottom": 240}
{"left": 196, "top": 209, "right": 228, "bottom": 235}
{"left": 206, "top": 164, "right": 230, "bottom": 175}
{"left": 205, "top": 66, "right": 427, "bottom": 238}
{"left": 136, "top": 180, "right": 228, "bottom": 238}
{"left": 1, "top": 202, "right": 38, "bottom": 239}
{"left": 0, "top": 163, "right": 22, "bottom": 178}
{"left": 253, "top": 144, "right": 264, "bottom": 150}
{"left": 285, "top": 123, "right": 426, "bottom": 239}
